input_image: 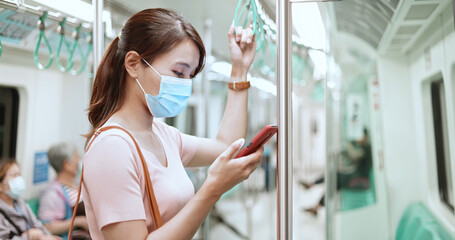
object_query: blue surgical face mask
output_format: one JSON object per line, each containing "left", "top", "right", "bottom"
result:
{"left": 136, "top": 59, "right": 192, "bottom": 118}
{"left": 5, "top": 176, "right": 26, "bottom": 199}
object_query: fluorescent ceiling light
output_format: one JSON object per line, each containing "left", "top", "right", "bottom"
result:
{"left": 308, "top": 49, "right": 327, "bottom": 79}
{"left": 211, "top": 61, "right": 232, "bottom": 78}
{"left": 292, "top": 3, "right": 326, "bottom": 51}
{"left": 211, "top": 61, "right": 277, "bottom": 96}
{"left": 250, "top": 77, "right": 277, "bottom": 96}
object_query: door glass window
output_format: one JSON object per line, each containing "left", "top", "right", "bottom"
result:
{"left": 0, "top": 87, "right": 19, "bottom": 161}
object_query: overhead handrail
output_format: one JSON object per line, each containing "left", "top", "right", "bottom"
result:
{"left": 0, "top": 0, "right": 92, "bottom": 32}
{"left": 34, "top": 11, "right": 54, "bottom": 70}
{"left": 56, "top": 18, "right": 74, "bottom": 72}
{"left": 70, "top": 29, "right": 93, "bottom": 75}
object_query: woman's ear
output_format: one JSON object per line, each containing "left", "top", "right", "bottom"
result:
{"left": 124, "top": 51, "right": 142, "bottom": 79}
{"left": 62, "top": 159, "right": 73, "bottom": 172}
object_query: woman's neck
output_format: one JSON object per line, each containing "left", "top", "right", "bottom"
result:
{"left": 57, "top": 172, "right": 76, "bottom": 188}
{"left": 111, "top": 106, "right": 155, "bottom": 133}
{"left": 0, "top": 193, "right": 14, "bottom": 208}
{"left": 110, "top": 80, "right": 155, "bottom": 133}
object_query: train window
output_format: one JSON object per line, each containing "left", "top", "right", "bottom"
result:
{"left": 430, "top": 80, "right": 454, "bottom": 211}
{"left": 0, "top": 87, "right": 19, "bottom": 160}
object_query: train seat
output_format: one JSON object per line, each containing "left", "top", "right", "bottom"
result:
{"left": 395, "top": 202, "right": 453, "bottom": 240}
{"left": 340, "top": 170, "right": 376, "bottom": 211}
{"left": 26, "top": 198, "right": 40, "bottom": 216}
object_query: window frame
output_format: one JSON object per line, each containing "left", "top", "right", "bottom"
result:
{"left": 430, "top": 79, "right": 454, "bottom": 211}
{"left": 0, "top": 86, "right": 20, "bottom": 161}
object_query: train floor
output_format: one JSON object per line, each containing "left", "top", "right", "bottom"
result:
{"left": 208, "top": 178, "right": 326, "bottom": 240}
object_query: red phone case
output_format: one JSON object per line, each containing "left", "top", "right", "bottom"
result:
{"left": 236, "top": 125, "right": 278, "bottom": 158}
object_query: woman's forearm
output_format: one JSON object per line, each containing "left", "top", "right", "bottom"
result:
{"left": 216, "top": 69, "right": 249, "bottom": 145}
{"left": 44, "top": 220, "right": 71, "bottom": 235}
{"left": 146, "top": 182, "right": 220, "bottom": 240}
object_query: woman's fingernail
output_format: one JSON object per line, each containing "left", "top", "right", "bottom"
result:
{"left": 237, "top": 138, "right": 245, "bottom": 147}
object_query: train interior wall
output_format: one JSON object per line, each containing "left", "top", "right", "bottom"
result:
{"left": 377, "top": 4, "right": 455, "bottom": 237}
{"left": 0, "top": 45, "right": 91, "bottom": 198}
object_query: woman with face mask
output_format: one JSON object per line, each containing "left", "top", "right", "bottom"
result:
{"left": 0, "top": 159, "right": 60, "bottom": 240}
{"left": 81, "top": 8, "right": 261, "bottom": 240}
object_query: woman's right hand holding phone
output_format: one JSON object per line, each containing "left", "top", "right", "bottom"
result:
{"left": 204, "top": 138, "right": 264, "bottom": 198}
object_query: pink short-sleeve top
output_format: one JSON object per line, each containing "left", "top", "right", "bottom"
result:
{"left": 82, "top": 120, "right": 198, "bottom": 239}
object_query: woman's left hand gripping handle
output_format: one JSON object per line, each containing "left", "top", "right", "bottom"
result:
{"left": 228, "top": 25, "right": 256, "bottom": 78}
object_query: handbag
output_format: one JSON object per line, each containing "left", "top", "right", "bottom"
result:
{"left": 68, "top": 126, "right": 163, "bottom": 239}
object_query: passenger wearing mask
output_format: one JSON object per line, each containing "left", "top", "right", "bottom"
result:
{"left": 81, "top": 8, "right": 261, "bottom": 240}
{"left": 0, "top": 158, "right": 60, "bottom": 240}
{"left": 39, "top": 143, "right": 89, "bottom": 239}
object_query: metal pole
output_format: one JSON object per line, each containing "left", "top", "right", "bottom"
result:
{"left": 92, "top": 0, "right": 104, "bottom": 75}
{"left": 203, "top": 19, "right": 212, "bottom": 138}
{"left": 453, "top": 0, "right": 455, "bottom": 28}
{"left": 276, "top": 0, "right": 293, "bottom": 239}
{"left": 201, "top": 18, "right": 212, "bottom": 240}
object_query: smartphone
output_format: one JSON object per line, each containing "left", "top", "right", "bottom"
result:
{"left": 235, "top": 125, "right": 278, "bottom": 158}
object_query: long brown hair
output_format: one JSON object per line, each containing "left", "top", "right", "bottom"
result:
{"left": 86, "top": 8, "right": 205, "bottom": 141}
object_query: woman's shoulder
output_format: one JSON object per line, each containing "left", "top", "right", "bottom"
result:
{"left": 153, "top": 119, "right": 170, "bottom": 130}
{"left": 84, "top": 123, "right": 142, "bottom": 174}
{"left": 15, "top": 198, "right": 33, "bottom": 213}
{"left": 40, "top": 180, "right": 63, "bottom": 198}
{"left": 87, "top": 122, "right": 137, "bottom": 152}
{"left": 153, "top": 120, "right": 181, "bottom": 137}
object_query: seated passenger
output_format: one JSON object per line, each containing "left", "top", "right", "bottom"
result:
{"left": 39, "top": 143, "right": 89, "bottom": 240}
{"left": 340, "top": 128, "right": 372, "bottom": 189}
{"left": 0, "top": 158, "right": 60, "bottom": 240}
{"left": 300, "top": 128, "right": 372, "bottom": 215}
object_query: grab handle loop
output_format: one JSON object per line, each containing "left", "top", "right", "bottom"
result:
{"left": 83, "top": 32, "right": 94, "bottom": 77}
{"left": 71, "top": 32, "right": 93, "bottom": 76}
{"left": 34, "top": 11, "right": 54, "bottom": 70}
{"left": 56, "top": 18, "right": 74, "bottom": 72}
{"left": 68, "top": 24, "right": 87, "bottom": 75}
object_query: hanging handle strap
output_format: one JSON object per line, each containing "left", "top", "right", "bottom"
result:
{"left": 56, "top": 18, "right": 74, "bottom": 72}
{"left": 34, "top": 11, "right": 54, "bottom": 70}
{"left": 70, "top": 28, "right": 92, "bottom": 76}
{"left": 68, "top": 126, "right": 163, "bottom": 239}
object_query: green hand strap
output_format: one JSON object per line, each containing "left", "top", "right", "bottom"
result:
{"left": 34, "top": 11, "right": 54, "bottom": 70}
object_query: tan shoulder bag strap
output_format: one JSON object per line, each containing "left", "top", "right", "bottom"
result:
{"left": 69, "top": 126, "right": 163, "bottom": 239}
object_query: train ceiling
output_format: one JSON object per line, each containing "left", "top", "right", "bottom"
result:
{"left": 2, "top": 0, "right": 451, "bottom": 61}
{"left": 330, "top": 0, "right": 452, "bottom": 54}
